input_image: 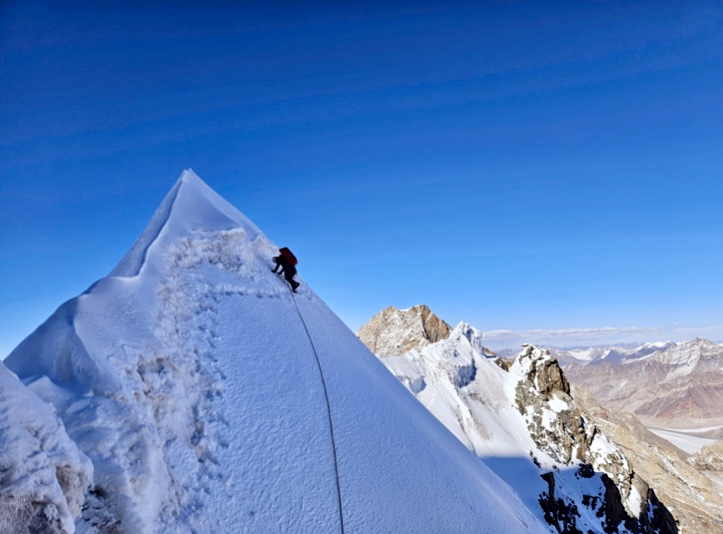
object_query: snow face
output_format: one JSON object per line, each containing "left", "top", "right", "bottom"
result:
{"left": 4, "top": 170, "right": 547, "bottom": 533}
{"left": 382, "top": 325, "right": 540, "bottom": 461}
{"left": 0, "top": 362, "right": 92, "bottom": 534}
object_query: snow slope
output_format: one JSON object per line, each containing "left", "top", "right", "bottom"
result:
{"left": 4, "top": 170, "right": 548, "bottom": 533}
{"left": 377, "top": 323, "right": 676, "bottom": 533}
{"left": 0, "top": 361, "right": 92, "bottom": 534}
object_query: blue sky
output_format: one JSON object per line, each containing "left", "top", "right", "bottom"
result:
{"left": 1, "top": 1, "right": 722, "bottom": 355}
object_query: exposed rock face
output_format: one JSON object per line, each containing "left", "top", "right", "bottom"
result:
{"left": 691, "top": 440, "right": 723, "bottom": 472}
{"left": 516, "top": 343, "right": 571, "bottom": 397}
{"left": 573, "top": 386, "right": 723, "bottom": 533}
{"left": 356, "top": 304, "right": 451, "bottom": 356}
{"left": 509, "top": 344, "right": 677, "bottom": 534}
{"left": 539, "top": 468, "right": 676, "bottom": 534}
{"left": 640, "top": 487, "right": 680, "bottom": 534}
{"left": 538, "top": 471, "right": 580, "bottom": 534}
{"left": 512, "top": 345, "right": 586, "bottom": 465}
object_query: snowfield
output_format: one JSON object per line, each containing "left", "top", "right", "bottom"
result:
{"left": 2, "top": 170, "right": 549, "bottom": 533}
{"left": 647, "top": 428, "right": 718, "bottom": 454}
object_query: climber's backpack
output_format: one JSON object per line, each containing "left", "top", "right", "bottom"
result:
{"left": 279, "top": 247, "right": 298, "bottom": 266}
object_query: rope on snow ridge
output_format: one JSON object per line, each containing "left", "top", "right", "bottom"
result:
{"left": 290, "top": 292, "right": 346, "bottom": 534}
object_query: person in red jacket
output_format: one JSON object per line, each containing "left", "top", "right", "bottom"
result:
{"left": 272, "top": 247, "right": 300, "bottom": 292}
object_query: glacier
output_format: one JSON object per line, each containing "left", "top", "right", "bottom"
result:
{"left": 2, "top": 170, "right": 549, "bottom": 533}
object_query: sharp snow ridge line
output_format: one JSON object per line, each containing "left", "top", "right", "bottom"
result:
{"left": 132, "top": 178, "right": 183, "bottom": 277}
{"left": 290, "top": 291, "right": 346, "bottom": 534}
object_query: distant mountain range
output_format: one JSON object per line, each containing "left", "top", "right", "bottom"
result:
{"left": 558, "top": 338, "right": 723, "bottom": 434}
{"left": 358, "top": 305, "right": 723, "bottom": 533}
{"left": 551, "top": 341, "right": 677, "bottom": 366}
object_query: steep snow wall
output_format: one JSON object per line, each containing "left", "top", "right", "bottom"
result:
{"left": 5, "top": 170, "right": 548, "bottom": 533}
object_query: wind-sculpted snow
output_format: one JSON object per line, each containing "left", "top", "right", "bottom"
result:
{"left": 110, "top": 170, "right": 264, "bottom": 279}
{"left": 0, "top": 362, "right": 92, "bottom": 533}
{"left": 4, "top": 170, "right": 548, "bottom": 533}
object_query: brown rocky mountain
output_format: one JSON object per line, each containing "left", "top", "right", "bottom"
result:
{"left": 356, "top": 304, "right": 451, "bottom": 356}
{"left": 560, "top": 338, "right": 723, "bottom": 531}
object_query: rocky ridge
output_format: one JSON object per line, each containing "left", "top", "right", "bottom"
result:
{"left": 359, "top": 308, "right": 678, "bottom": 534}
{"left": 511, "top": 345, "right": 676, "bottom": 534}
{"left": 572, "top": 386, "right": 723, "bottom": 533}
{"left": 356, "top": 304, "right": 451, "bottom": 356}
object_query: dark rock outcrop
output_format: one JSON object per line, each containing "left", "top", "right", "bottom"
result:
{"left": 513, "top": 344, "right": 679, "bottom": 534}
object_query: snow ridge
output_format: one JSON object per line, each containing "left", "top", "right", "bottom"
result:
{"left": 3, "top": 171, "right": 549, "bottom": 533}
{"left": 111, "top": 169, "right": 264, "bottom": 279}
{"left": 110, "top": 173, "right": 183, "bottom": 278}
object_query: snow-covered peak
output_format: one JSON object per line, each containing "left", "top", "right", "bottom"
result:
{"left": 4, "top": 172, "right": 547, "bottom": 534}
{"left": 625, "top": 338, "right": 718, "bottom": 369}
{"left": 565, "top": 347, "right": 601, "bottom": 362}
{"left": 111, "top": 169, "right": 262, "bottom": 278}
{"left": 661, "top": 337, "right": 719, "bottom": 364}
{"left": 639, "top": 341, "right": 674, "bottom": 351}
{"left": 452, "top": 321, "right": 498, "bottom": 357}
{"left": 554, "top": 341, "right": 678, "bottom": 366}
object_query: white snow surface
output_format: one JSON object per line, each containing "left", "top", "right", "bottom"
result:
{"left": 382, "top": 327, "right": 543, "bottom": 463}
{"left": 648, "top": 428, "right": 719, "bottom": 454}
{"left": 4, "top": 170, "right": 547, "bottom": 533}
{"left": 0, "top": 362, "right": 92, "bottom": 534}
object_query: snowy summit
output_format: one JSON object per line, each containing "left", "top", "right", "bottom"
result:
{"left": 2, "top": 170, "right": 548, "bottom": 533}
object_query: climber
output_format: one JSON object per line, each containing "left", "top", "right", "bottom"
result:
{"left": 272, "top": 247, "right": 300, "bottom": 292}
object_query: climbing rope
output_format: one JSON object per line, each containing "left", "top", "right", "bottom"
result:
{"left": 290, "top": 291, "right": 346, "bottom": 534}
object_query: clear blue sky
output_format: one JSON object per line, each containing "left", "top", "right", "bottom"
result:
{"left": 1, "top": 1, "right": 722, "bottom": 355}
